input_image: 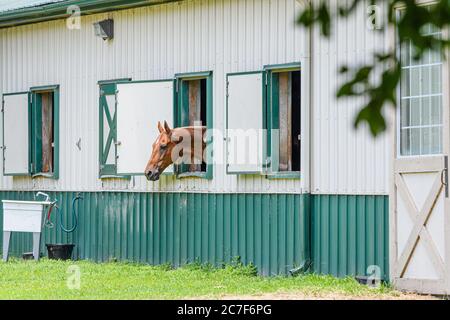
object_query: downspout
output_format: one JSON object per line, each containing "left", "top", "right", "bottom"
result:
{"left": 290, "top": 0, "right": 314, "bottom": 276}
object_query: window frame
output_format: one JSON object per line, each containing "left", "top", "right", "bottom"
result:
{"left": 174, "top": 71, "right": 213, "bottom": 180}
{"left": 114, "top": 78, "right": 176, "bottom": 177}
{"left": 1, "top": 91, "right": 32, "bottom": 176}
{"left": 98, "top": 78, "right": 132, "bottom": 179}
{"left": 30, "top": 84, "right": 60, "bottom": 179}
{"left": 395, "top": 4, "right": 445, "bottom": 159}
{"left": 264, "top": 62, "right": 302, "bottom": 179}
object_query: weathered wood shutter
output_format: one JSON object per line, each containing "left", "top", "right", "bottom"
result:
{"left": 2, "top": 92, "right": 30, "bottom": 175}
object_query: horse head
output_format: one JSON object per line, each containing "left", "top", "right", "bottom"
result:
{"left": 144, "top": 121, "right": 179, "bottom": 181}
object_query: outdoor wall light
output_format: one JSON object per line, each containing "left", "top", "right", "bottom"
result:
{"left": 93, "top": 19, "right": 114, "bottom": 40}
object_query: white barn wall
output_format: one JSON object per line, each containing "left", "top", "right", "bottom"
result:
{"left": 310, "top": 0, "right": 390, "bottom": 195}
{"left": 0, "top": 0, "right": 389, "bottom": 195}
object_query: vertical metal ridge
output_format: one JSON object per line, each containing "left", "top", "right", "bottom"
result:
{"left": 312, "top": 194, "right": 389, "bottom": 280}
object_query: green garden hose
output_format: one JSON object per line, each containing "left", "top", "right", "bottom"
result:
{"left": 45, "top": 193, "right": 83, "bottom": 233}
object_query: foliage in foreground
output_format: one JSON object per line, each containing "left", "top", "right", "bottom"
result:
{"left": 0, "top": 258, "right": 399, "bottom": 299}
{"left": 298, "top": 1, "right": 450, "bottom": 136}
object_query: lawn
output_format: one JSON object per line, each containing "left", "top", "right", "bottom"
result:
{"left": 0, "top": 259, "right": 427, "bottom": 300}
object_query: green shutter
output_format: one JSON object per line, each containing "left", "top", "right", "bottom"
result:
{"left": 99, "top": 83, "right": 118, "bottom": 177}
{"left": 31, "top": 92, "right": 43, "bottom": 174}
{"left": 30, "top": 85, "right": 59, "bottom": 179}
{"left": 268, "top": 72, "right": 280, "bottom": 174}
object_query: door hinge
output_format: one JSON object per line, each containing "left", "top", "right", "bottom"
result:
{"left": 443, "top": 156, "right": 449, "bottom": 198}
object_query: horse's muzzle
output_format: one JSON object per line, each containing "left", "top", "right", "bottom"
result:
{"left": 145, "top": 169, "right": 160, "bottom": 181}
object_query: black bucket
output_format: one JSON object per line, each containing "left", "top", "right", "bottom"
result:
{"left": 46, "top": 244, "right": 75, "bottom": 260}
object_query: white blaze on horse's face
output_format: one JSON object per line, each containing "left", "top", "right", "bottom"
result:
{"left": 144, "top": 121, "right": 176, "bottom": 181}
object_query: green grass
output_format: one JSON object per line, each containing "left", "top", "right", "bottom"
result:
{"left": 0, "top": 258, "right": 399, "bottom": 299}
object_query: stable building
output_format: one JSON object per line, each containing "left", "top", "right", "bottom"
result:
{"left": 0, "top": 0, "right": 448, "bottom": 295}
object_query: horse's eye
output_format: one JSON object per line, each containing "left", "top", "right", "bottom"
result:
{"left": 160, "top": 144, "right": 167, "bottom": 150}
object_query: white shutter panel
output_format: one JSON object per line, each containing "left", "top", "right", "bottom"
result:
{"left": 226, "top": 72, "right": 265, "bottom": 174}
{"left": 116, "top": 81, "right": 174, "bottom": 175}
{"left": 2, "top": 93, "right": 30, "bottom": 175}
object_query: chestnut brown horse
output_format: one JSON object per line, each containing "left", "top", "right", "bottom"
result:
{"left": 144, "top": 121, "right": 206, "bottom": 181}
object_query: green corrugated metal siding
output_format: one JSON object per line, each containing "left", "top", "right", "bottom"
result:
{"left": 0, "top": 192, "right": 389, "bottom": 278}
{"left": 311, "top": 195, "right": 389, "bottom": 280}
{"left": 0, "top": 191, "right": 310, "bottom": 276}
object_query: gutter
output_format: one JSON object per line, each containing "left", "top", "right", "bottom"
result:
{"left": 0, "top": 0, "right": 181, "bottom": 29}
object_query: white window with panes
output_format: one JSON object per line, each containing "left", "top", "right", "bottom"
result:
{"left": 399, "top": 23, "right": 443, "bottom": 156}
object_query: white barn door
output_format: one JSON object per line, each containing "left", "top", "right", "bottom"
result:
{"left": 391, "top": 25, "right": 450, "bottom": 294}
{"left": 116, "top": 80, "right": 174, "bottom": 176}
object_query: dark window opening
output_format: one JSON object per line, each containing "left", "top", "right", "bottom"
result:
{"left": 276, "top": 70, "right": 301, "bottom": 172}
{"left": 34, "top": 91, "right": 55, "bottom": 174}
{"left": 185, "top": 78, "right": 207, "bottom": 173}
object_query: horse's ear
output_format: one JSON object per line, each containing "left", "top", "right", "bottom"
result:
{"left": 164, "top": 121, "right": 171, "bottom": 134}
{"left": 158, "top": 121, "right": 164, "bottom": 133}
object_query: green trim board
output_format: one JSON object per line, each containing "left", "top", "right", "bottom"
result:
{"left": 263, "top": 62, "right": 301, "bottom": 72}
{"left": 0, "top": 0, "right": 182, "bottom": 28}
{"left": 98, "top": 78, "right": 132, "bottom": 85}
{"left": 1, "top": 92, "right": 32, "bottom": 176}
{"left": 175, "top": 71, "right": 213, "bottom": 179}
{"left": 30, "top": 84, "right": 59, "bottom": 92}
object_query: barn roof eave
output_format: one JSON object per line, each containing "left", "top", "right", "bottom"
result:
{"left": 0, "top": 0, "right": 181, "bottom": 29}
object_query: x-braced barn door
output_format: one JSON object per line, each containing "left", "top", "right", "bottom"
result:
{"left": 391, "top": 156, "right": 449, "bottom": 294}
{"left": 391, "top": 24, "right": 450, "bottom": 295}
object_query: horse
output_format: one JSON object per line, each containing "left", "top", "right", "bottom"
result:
{"left": 144, "top": 121, "right": 206, "bottom": 181}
